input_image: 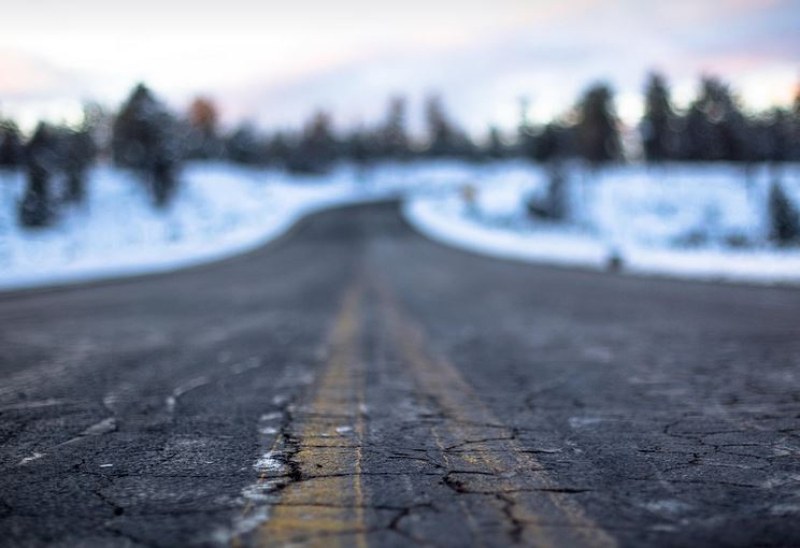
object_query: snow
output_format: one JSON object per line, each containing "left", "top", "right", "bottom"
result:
{"left": 407, "top": 197, "right": 609, "bottom": 268}
{"left": 2, "top": 160, "right": 800, "bottom": 290}
{"left": 0, "top": 160, "right": 484, "bottom": 291}
{"left": 253, "top": 453, "right": 284, "bottom": 473}
{"left": 404, "top": 162, "right": 800, "bottom": 285}
{"left": 0, "top": 163, "right": 375, "bottom": 291}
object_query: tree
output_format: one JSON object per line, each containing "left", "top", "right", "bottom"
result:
{"left": 768, "top": 181, "right": 800, "bottom": 245}
{"left": 681, "top": 101, "right": 712, "bottom": 161}
{"left": 575, "top": 84, "right": 621, "bottom": 165}
{"left": 0, "top": 119, "right": 25, "bottom": 168}
{"left": 267, "top": 132, "right": 293, "bottom": 167}
{"left": 188, "top": 97, "right": 218, "bottom": 135}
{"left": 760, "top": 109, "right": 793, "bottom": 163}
{"left": 288, "top": 111, "right": 338, "bottom": 174}
{"left": 791, "top": 86, "right": 800, "bottom": 161}
{"left": 186, "top": 96, "right": 223, "bottom": 159}
{"left": 112, "top": 83, "right": 182, "bottom": 207}
{"left": 516, "top": 97, "right": 536, "bottom": 160}
{"left": 795, "top": 86, "right": 800, "bottom": 116}
{"left": 376, "top": 97, "right": 410, "bottom": 159}
{"left": 226, "top": 124, "right": 265, "bottom": 165}
{"left": 61, "top": 127, "right": 96, "bottom": 204}
{"left": 485, "top": 126, "right": 506, "bottom": 160}
{"left": 533, "top": 123, "right": 574, "bottom": 163}
{"left": 18, "top": 123, "right": 58, "bottom": 228}
{"left": 423, "top": 95, "right": 473, "bottom": 158}
{"left": 526, "top": 165, "right": 568, "bottom": 221}
{"left": 679, "top": 77, "right": 748, "bottom": 162}
{"left": 641, "top": 73, "right": 676, "bottom": 162}
{"left": 343, "top": 127, "right": 376, "bottom": 167}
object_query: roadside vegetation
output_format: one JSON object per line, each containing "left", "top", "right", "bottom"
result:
{"left": 1, "top": 72, "right": 799, "bottom": 247}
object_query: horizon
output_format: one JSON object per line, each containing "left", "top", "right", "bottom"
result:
{"left": 1, "top": 0, "right": 798, "bottom": 134}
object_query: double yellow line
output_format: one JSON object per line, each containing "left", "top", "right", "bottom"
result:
{"left": 241, "top": 272, "right": 615, "bottom": 547}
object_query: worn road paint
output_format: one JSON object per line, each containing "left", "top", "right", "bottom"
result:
{"left": 256, "top": 280, "right": 368, "bottom": 548}
{"left": 233, "top": 269, "right": 615, "bottom": 546}
{"left": 374, "top": 275, "right": 617, "bottom": 548}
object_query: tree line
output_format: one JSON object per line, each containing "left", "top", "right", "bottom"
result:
{"left": 1, "top": 74, "right": 799, "bottom": 230}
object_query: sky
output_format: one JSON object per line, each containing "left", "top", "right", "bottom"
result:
{"left": 0, "top": 0, "right": 798, "bottom": 135}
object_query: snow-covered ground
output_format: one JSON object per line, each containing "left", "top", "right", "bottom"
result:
{"left": 405, "top": 162, "right": 800, "bottom": 285}
{"left": 2, "top": 160, "right": 800, "bottom": 291}
{"left": 0, "top": 163, "right": 355, "bottom": 290}
{"left": 0, "top": 161, "right": 481, "bottom": 291}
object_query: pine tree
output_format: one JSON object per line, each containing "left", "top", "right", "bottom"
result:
{"left": 680, "top": 77, "right": 748, "bottom": 162}
{"left": 576, "top": 84, "right": 621, "bottom": 165}
{"left": 226, "top": 124, "right": 265, "bottom": 165}
{"left": 343, "top": 127, "right": 375, "bottom": 166}
{"left": 533, "top": 124, "right": 566, "bottom": 163}
{"left": 641, "top": 73, "right": 675, "bottom": 162}
{"left": 768, "top": 181, "right": 800, "bottom": 245}
{"left": 681, "top": 102, "right": 712, "bottom": 161}
{"left": 792, "top": 87, "right": 800, "bottom": 161}
{"left": 288, "top": 111, "right": 338, "bottom": 174}
{"left": 424, "top": 95, "right": 473, "bottom": 158}
{"left": 527, "top": 165, "right": 568, "bottom": 221}
{"left": 425, "top": 95, "right": 453, "bottom": 157}
{"left": 0, "top": 119, "right": 25, "bottom": 168}
{"left": 112, "top": 84, "right": 182, "bottom": 207}
{"left": 765, "top": 109, "right": 792, "bottom": 163}
{"left": 267, "top": 132, "right": 293, "bottom": 167}
{"left": 62, "top": 127, "right": 96, "bottom": 204}
{"left": 516, "top": 97, "right": 537, "bottom": 160}
{"left": 486, "top": 126, "right": 505, "bottom": 160}
{"left": 377, "top": 97, "right": 409, "bottom": 159}
{"left": 18, "top": 123, "right": 58, "bottom": 228}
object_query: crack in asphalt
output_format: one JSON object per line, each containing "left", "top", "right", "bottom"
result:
{"left": 3, "top": 202, "right": 800, "bottom": 547}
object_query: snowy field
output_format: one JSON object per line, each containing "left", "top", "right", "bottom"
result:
{"left": 0, "top": 163, "right": 355, "bottom": 290}
{"left": 2, "top": 160, "right": 800, "bottom": 291}
{"left": 405, "top": 162, "right": 800, "bottom": 284}
{"left": 0, "top": 161, "right": 479, "bottom": 291}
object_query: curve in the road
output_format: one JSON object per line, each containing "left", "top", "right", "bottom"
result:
{"left": 1, "top": 201, "right": 799, "bottom": 547}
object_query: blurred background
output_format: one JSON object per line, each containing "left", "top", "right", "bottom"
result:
{"left": 1, "top": 0, "right": 799, "bottom": 287}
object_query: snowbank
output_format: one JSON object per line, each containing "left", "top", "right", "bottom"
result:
{"left": 3, "top": 160, "right": 800, "bottom": 291}
{"left": 404, "top": 163, "right": 800, "bottom": 285}
{"left": 0, "top": 161, "right": 481, "bottom": 291}
{"left": 0, "top": 163, "right": 350, "bottom": 291}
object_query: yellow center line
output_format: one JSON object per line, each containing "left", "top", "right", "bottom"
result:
{"left": 354, "top": 368, "right": 367, "bottom": 548}
{"left": 372, "top": 275, "right": 617, "bottom": 548}
{"left": 255, "top": 279, "right": 368, "bottom": 548}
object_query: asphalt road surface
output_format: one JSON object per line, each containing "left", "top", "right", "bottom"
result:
{"left": 1, "top": 201, "right": 799, "bottom": 548}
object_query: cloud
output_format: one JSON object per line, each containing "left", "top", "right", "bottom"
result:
{"left": 0, "top": 50, "right": 85, "bottom": 99}
{"left": 0, "top": 0, "right": 797, "bottom": 130}
{"left": 226, "top": 0, "right": 800, "bottom": 129}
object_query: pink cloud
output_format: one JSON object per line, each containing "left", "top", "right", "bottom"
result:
{"left": 0, "top": 50, "right": 82, "bottom": 99}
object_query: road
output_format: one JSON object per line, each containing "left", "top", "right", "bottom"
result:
{"left": 1, "top": 201, "right": 799, "bottom": 547}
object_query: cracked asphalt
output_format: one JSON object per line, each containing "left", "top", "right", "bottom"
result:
{"left": 1, "top": 201, "right": 800, "bottom": 547}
